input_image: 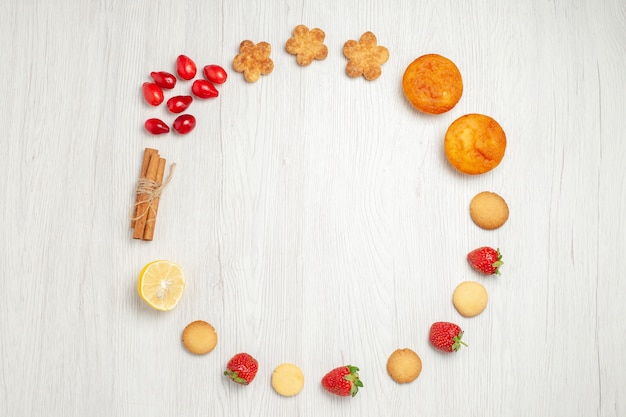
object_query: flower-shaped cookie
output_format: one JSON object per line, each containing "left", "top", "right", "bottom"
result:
{"left": 285, "top": 25, "right": 328, "bottom": 66}
{"left": 233, "top": 40, "right": 274, "bottom": 83}
{"left": 343, "top": 31, "right": 389, "bottom": 81}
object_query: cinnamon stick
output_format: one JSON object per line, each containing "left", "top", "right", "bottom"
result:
{"left": 142, "top": 157, "right": 166, "bottom": 241}
{"left": 131, "top": 148, "right": 158, "bottom": 228}
{"left": 133, "top": 151, "right": 160, "bottom": 240}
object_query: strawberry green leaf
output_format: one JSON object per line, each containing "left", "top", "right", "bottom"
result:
{"left": 451, "top": 331, "right": 469, "bottom": 351}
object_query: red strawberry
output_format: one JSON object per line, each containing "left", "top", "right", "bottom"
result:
{"left": 429, "top": 322, "right": 468, "bottom": 352}
{"left": 321, "top": 365, "right": 363, "bottom": 397}
{"left": 467, "top": 246, "right": 503, "bottom": 275}
{"left": 224, "top": 353, "right": 258, "bottom": 385}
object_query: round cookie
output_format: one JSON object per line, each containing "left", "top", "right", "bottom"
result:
{"left": 444, "top": 113, "right": 507, "bottom": 175}
{"left": 402, "top": 54, "right": 463, "bottom": 114}
{"left": 453, "top": 281, "right": 488, "bottom": 317}
{"left": 469, "top": 191, "right": 509, "bottom": 230}
{"left": 271, "top": 363, "right": 305, "bottom": 397}
{"left": 181, "top": 320, "right": 218, "bottom": 355}
{"left": 386, "top": 348, "right": 422, "bottom": 384}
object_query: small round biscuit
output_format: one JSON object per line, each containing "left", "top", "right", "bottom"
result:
{"left": 181, "top": 320, "right": 218, "bottom": 355}
{"left": 386, "top": 348, "right": 422, "bottom": 384}
{"left": 444, "top": 113, "right": 506, "bottom": 175}
{"left": 469, "top": 191, "right": 509, "bottom": 230}
{"left": 271, "top": 363, "right": 305, "bottom": 397}
{"left": 453, "top": 281, "right": 488, "bottom": 317}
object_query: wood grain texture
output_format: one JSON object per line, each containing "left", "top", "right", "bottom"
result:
{"left": 0, "top": 0, "right": 625, "bottom": 416}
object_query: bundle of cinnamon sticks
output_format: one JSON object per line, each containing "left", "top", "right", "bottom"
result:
{"left": 131, "top": 148, "right": 167, "bottom": 241}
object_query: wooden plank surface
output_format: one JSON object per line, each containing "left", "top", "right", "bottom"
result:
{"left": 1, "top": 0, "right": 625, "bottom": 415}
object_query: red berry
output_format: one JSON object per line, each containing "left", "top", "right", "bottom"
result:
{"left": 144, "top": 118, "right": 170, "bottom": 135}
{"left": 172, "top": 114, "right": 196, "bottom": 134}
{"left": 176, "top": 55, "right": 197, "bottom": 80}
{"left": 224, "top": 353, "right": 258, "bottom": 385}
{"left": 166, "top": 95, "right": 193, "bottom": 113}
{"left": 191, "top": 79, "right": 218, "bottom": 99}
{"left": 429, "top": 322, "right": 467, "bottom": 352}
{"left": 141, "top": 82, "right": 164, "bottom": 106}
{"left": 150, "top": 71, "right": 177, "bottom": 89}
{"left": 467, "top": 246, "right": 503, "bottom": 275}
{"left": 203, "top": 64, "right": 228, "bottom": 84}
{"left": 321, "top": 365, "right": 363, "bottom": 397}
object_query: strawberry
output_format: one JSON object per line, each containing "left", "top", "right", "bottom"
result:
{"left": 224, "top": 352, "right": 258, "bottom": 385}
{"left": 467, "top": 246, "right": 503, "bottom": 275}
{"left": 321, "top": 365, "right": 363, "bottom": 397}
{"left": 429, "top": 321, "right": 468, "bottom": 352}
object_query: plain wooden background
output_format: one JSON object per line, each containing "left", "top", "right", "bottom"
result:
{"left": 1, "top": 0, "right": 625, "bottom": 415}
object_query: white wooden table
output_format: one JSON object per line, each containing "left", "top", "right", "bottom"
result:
{"left": 1, "top": 0, "right": 625, "bottom": 415}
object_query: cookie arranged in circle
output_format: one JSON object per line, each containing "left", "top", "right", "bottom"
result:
{"left": 386, "top": 348, "right": 422, "bottom": 384}
{"left": 402, "top": 54, "right": 463, "bottom": 114}
{"left": 285, "top": 24, "right": 328, "bottom": 66}
{"left": 232, "top": 40, "right": 274, "bottom": 83}
{"left": 453, "top": 281, "right": 488, "bottom": 317}
{"left": 343, "top": 31, "right": 389, "bottom": 81}
{"left": 470, "top": 191, "right": 509, "bottom": 230}
{"left": 181, "top": 320, "right": 218, "bottom": 355}
{"left": 271, "top": 363, "right": 305, "bottom": 396}
{"left": 444, "top": 113, "right": 507, "bottom": 175}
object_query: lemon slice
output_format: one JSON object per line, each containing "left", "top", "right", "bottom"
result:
{"left": 137, "top": 260, "right": 186, "bottom": 311}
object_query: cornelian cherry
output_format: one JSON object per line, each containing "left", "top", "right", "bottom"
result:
{"left": 144, "top": 118, "right": 170, "bottom": 135}
{"left": 167, "top": 95, "right": 193, "bottom": 113}
{"left": 176, "top": 55, "right": 197, "bottom": 80}
{"left": 150, "top": 71, "right": 177, "bottom": 89}
{"left": 191, "top": 79, "right": 218, "bottom": 99}
{"left": 203, "top": 65, "right": 228, "bottom": 84}
{"left": 173, "top": 114, "right": 196, "bottom": 134}
{"left": 142, "top": 82, "right": 164, "bottom": 106}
